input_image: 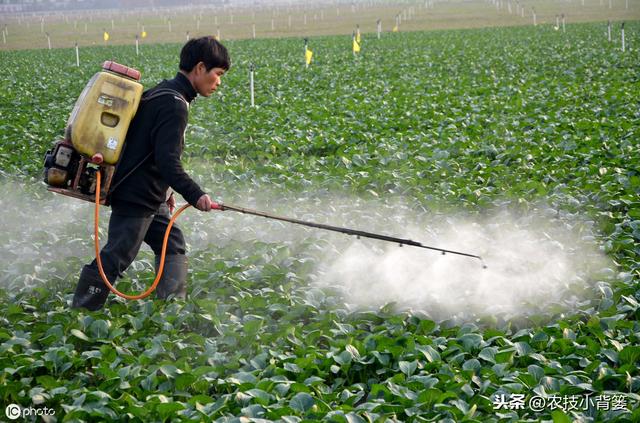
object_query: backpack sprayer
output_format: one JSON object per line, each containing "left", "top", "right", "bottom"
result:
{"left": 44, "top": 62, "right": 486, "bottom": 300}
{"left": 43, "top": 61, "right": 143, "bottom": 202}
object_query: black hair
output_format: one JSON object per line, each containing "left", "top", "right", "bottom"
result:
{"left": 179, "top": 36, "right": 230, "bottom": 72}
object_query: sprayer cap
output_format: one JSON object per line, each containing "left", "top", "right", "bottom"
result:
{"left": 102, "top": 61, "right": 141, "bottom": 81}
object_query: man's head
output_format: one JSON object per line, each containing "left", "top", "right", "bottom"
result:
{"left": 180, "top": 36, "right": 230, "bottom": 97}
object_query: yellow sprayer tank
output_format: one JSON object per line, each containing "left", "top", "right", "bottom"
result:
{"left": 66, "top": 61, "right": 143, "bottom": 165}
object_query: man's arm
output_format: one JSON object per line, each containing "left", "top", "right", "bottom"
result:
{"left": 150, "top": 99, "right": 206, "bottom": 207}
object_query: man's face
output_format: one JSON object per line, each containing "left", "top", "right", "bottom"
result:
{"left": 194, "top": 62, "right": 225, "bottom": 97}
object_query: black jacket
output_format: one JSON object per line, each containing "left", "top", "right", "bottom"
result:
{"left": 109, "top": 72, "right": 205, "bottom": 215}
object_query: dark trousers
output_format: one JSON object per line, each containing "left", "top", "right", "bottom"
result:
{"left": 88, "top": 203, "right": 185, "bottom": 281}
{"left": 72, "top": 203, "right": 187, "bottom": 309}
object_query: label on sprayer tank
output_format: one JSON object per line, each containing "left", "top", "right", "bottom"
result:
{"left": 106, "top": 137, "right": 118, "bottom": 150}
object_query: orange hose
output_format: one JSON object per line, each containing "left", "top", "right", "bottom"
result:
{"left": 94, "top": 169, "right": 191, "bottom": 300}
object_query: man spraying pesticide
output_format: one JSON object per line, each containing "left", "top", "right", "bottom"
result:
{"left": 45, "top": 37, "right": 229, "bottom": 310}
{"left": 44, "top": 38, "right": 485, "bottom": 311}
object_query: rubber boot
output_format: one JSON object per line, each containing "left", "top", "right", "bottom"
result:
{"left": 71, "top": 265, "right": 110, "bottom": 311}
{"left": 155, "top": 255, "right": 188, "bottom": 300}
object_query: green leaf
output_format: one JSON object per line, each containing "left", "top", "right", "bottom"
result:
{"left": 175, "top": 374, "right": 196, "bottom": 391}
{"left": 527, "top": 364, "right": 545, "bottom": 382}
{"left": 399, "top": 360, "right": 417, "bottom": 376}
{"left": 345, "top": 344, "right": 361, "bottom": 360}
{"left": 245, "top": 388, "right": 273, "bottom": 405}
{"left": 514, "top": 342, "right": 533, "bottom": 356}
{"left": 159, "top": 365, "right": 181, "bottom": 379}
{"left": 462, "top": 359, "right": 481, "bottom": 372}
{"left": 156, "top": 402, "right": 185, "bottom": 420}
{"left": 417, "top": 344, "right": 441, "bottom": 362}
{"left": 89, "top": 320, "right": 110, "bottom": 339}
{"left": 459, "top": 334, "right": 483, "bottom": 351}
{"left": 619, "top": 346, "right": 640, "bottom": 365}
{"left": 70, "top": 329, "right": 90, "bottom": 342}
{"left": 551, "top": 410, "right": 572, "bottom": 423}
{"left": 290, "top": 392, "right": 314, "bottom": 413}
{"left": 334, "top": 350, "right": 353, "bottom": 366}
{"left": 284, "top": 362, "right": 301, "bottom": 373}
{"left": 478, "top": 347, "right": 497, "bottom": 363}
{"left": 540, "top": 376, "right": 561, "bottom": 392}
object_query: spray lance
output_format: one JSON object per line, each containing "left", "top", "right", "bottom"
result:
{"left": 215, "top": 203, "right": 487, "bottom": 267}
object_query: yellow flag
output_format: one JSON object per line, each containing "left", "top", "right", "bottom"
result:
{"left": 141, "top": 30, "right": 147, "bottom": 38}
{"left": 392, "top": 25, "right": 398, "bottom": 32}
{"left": 103, "top": 31, "right": 110, "bottom": 41}
{"left": 352, "top": 37, "right": 360, "bottom": 54}
{"left": 305, "top": 47, "right": 313, "bottom": 65}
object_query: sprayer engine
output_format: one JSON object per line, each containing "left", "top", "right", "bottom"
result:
{"left": 43, "top": 140, "right": 76, "bottom": 187}
{"left": 43, "top": 139, "right": 114, "bottom": 204}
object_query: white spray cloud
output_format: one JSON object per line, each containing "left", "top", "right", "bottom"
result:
{"left": 314, "top": 207, "right": 612, "bottom": 320}
{"left": 0, "top": 177, "right": 101, "bottom": 290}
{"left": 172, "top": 171, "right": 614, "bottom": 320}
{"left": 181, "top": 178, "right": 613, "bottom": 319}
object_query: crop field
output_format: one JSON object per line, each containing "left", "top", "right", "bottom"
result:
{"left": 1, "top": 20, "right": 640, "bottom": 422}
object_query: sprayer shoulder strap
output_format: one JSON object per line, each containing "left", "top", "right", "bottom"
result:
{"left": 143, "top": 88, "right": 189, "bottom": 109}
{"left": 108, "top": 89, "right": 189, "bottom": 196}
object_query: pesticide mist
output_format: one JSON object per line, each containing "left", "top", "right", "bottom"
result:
{"left": 184, "top": 178, "right": 613, "bottom": 321}
{"left": 312, "top": 206, "right": 613, "bottom": 321}
{"left": 0, "top": 178, "right": 99, "bottom": 291}
{"left": 2, "top": 172, "right": 613, "bottom": 323}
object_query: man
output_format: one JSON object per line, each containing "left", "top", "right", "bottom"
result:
{"left": 72, "top": 36, "right": 230, "bottom": 310}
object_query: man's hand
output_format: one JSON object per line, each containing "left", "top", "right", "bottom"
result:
{"left": 196, "top": 194, "right": 221, "bottom": 212}
{"left": 166, "top": 193, "right": 176, "bottom": 213}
